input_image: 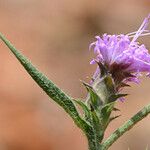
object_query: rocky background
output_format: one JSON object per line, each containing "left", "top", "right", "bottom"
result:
{"left": 0, "top": 0, "right": 150, "bottom": 149}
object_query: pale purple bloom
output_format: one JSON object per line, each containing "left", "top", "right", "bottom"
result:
{"left": 90, "top": 14, "right": 150, "bottom": 85}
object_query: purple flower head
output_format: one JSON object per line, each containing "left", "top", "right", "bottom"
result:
{"left": 90, "top": 14, "right": 150, "bottom": 86}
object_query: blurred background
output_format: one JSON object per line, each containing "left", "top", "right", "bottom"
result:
{"left": 0, "top": 0, "right": 150, "bottom": 150}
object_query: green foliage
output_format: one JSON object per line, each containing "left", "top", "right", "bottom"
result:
{"left": 74, "top": 99, "right": 91, "bottom": 123}
{"left": 0, "top": 33, "right": 108, "bottom": 150}
{"left": 1, "top": 32, "right": 150, "bottom": 150}
{"left": 81, "top": 79, "right": 118, "bottom": 142}
{"left": 100, "top": 102, "right": 115, "bottom": 129}
{"left": 0, "top": 33, "right": 93, "bottom": 137}
{"left": 82, "top": 81, "right": 102, "bottom": 110}
{"left": 96, "top": 61, "right": 107, "bottom": 77}
{"left": 108, "top": 94, "right": 128, "bottom": 102}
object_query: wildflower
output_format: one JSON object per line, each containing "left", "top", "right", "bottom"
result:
{"left": 90, "top": 14, "right": 150, "bottom": 86}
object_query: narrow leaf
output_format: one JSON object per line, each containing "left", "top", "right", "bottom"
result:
{"left": 91, "top": 111, "right": 104, "bottom": 142}
{"left": 0, "top": 33, "right": 91, "bottom": 132}
{"left": 110, "top": 115, "right": 121, "bottom": 122}
{"left": 74, "top": 99, "right": 91, "bottom": 122}
{"left": 95, "top": 60, "right": 107, "bottom": 77}
{"left": 109, "top": 94, "right": 128, "bottom": 102}
{"left": 83, "top": 82, "right": 101, "bottom": 110}
{"left": 101, "top": 102, "right": 115, "bottom": 128}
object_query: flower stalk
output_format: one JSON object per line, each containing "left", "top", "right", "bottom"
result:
{"left": 101, "top": 103, "right": 150, "bottom": 150}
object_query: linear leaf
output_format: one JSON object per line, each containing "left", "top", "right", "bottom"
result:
{"left": 0, "top": 33, "right": 92, "bottom": 132}
{"left": 74, "top": 99, "right": 91, "bottom": 122}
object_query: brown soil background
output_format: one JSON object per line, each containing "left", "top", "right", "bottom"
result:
{"left": 0, "top": 0, "right": 150, "bottom": 150}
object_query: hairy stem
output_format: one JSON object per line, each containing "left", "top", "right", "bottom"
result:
{"left": 87, "top": 135, "right": 101, "bottom": 150}
{"left": 101, "top": 103, "right": 150, "bottom": 150}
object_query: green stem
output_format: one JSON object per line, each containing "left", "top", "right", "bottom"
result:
{"left": 87, "top": 134, "right": 101, "bottom": 150}
{"left": 101, "top": 103, "right": 150, "bottom": 150}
